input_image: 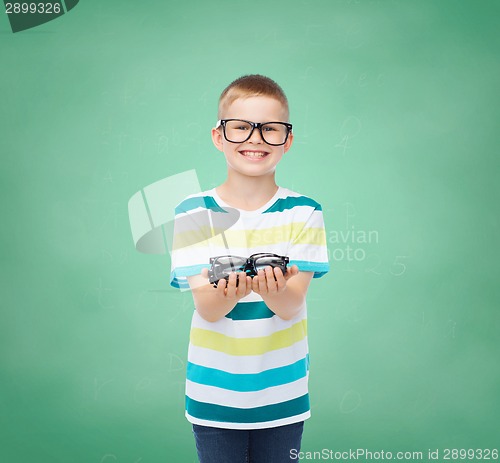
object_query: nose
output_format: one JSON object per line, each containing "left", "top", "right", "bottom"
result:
{"left": 248, "top": 126, "right": 264, "bottom": 144}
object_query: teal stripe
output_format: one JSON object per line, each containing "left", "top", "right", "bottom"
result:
{"left": 169, "top": 264, "right": 210, "bottom": 288}
{"left": 186, "top": 394, "right": 310, "bottom": 423}
{"left": 172, "top": 264, "right": 210, "bottom": 277}
{"left": 289, "top": 260, "right": 330, "bottom": 277}
{"left": 175, "top": 196, "right": 227, "bottom": 215}
{"left": 225, "top": 301, "right": 275, "bottom": 320}
{"left": 187, "top": 356, "right": 308, "bottom": 392}
{"left": 313, "top": 271, "right": 328, "bottom": 279}
{"left": 263, "top": 196, "right": 321, "bottom": 213}
{"left": 170, "top": 278, "right": 189, "bottom": 289}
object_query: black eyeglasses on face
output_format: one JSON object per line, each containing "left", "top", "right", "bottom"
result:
{"left": 216, "top": 119, "right": 293, "bottom": 146}
{"left": 208, "top": 253, "right": 290, "bottom": 287}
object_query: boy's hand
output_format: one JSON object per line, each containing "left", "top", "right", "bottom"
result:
{"left": 251, "top": 264, "right": 299, "bottom": 296}
{"left": 200, "top": 268, "right": 252, "bottom": 301}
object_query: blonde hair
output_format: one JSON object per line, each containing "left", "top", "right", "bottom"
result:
{"left": 218, "top": 74, "right": 289, "bottom": 120}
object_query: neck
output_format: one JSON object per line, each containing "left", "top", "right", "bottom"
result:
{"left": 216, "top": 172, "right": 278, "bottom": 210}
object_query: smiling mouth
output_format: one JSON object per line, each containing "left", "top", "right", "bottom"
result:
{"left": 239, "top": 150, "right": 269, "bottom": 159}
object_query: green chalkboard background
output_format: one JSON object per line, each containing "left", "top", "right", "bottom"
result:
{"left": 1, "top": 1, "right": 499, "bottom": 462}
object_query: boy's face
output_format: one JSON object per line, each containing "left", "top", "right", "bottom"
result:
{"left": 211, "top": 96, "right": 293, "bottom": 179}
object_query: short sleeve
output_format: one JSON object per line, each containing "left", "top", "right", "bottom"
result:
{"left": 287, "top": 201, "right": 330, "bottom": 278}
{"left": 169, "top": 197, "right": 213, "bottom": 290}
{"left": 169, "top": 192, "right": 244, "bottom": 289}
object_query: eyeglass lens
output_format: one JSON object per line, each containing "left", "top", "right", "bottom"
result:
{"left": 224, "top": 120, "right": 289, "bottom": 145}
{"left": 254, "top": 256, "right": 286, "bottom": 271}
{"left": 214, "top": 256, "right": 246, "bottom": 273}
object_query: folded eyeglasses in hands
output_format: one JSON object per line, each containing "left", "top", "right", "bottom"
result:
{"left": 208, "top": 253, "right": 290, "bottom": 287}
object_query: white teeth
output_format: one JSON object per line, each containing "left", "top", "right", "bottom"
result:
{"left": 241, "top": 151, "right": 267, "bottom": 158}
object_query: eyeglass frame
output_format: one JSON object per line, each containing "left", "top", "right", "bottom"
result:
{"left": 208, "top": 253, "right": 290, "bottom": 287}
{"left": 215, "top": 119, "right": 293, "bottom": 146}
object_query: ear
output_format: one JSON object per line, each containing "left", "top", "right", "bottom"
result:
{"left": 283, "top": 131, "right": 294, "bottom": 154}
{"left": 211, "top": 127, "right": 224, "bottom": 152}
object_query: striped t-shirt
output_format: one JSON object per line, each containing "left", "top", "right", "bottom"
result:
{"left": 170, "top": 186, "right": 329, "bottom": 429}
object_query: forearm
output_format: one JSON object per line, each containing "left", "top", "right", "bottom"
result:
{"left": 187, "top": 273, "right": 252, "bottom": 323}
{"left": 192, "top": 288, "right": 237, "bottom": 322}
{"left": 260, "top": 284, "right": 306, "bottom": 321}
{"left": 253, "top": 268, "right": 313, "bottom": 321}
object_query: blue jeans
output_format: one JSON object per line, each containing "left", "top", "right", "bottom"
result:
{"left": 192, "top": 421, "right": 304, "bottom": 463}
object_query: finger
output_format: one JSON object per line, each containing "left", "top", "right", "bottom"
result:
{"left": 273, "top": 267, "right": 287, "bottom": 290}
{"left": 201, "top": 268, "right": 209, "bottom": 279}
{"left": 225, "top": 272, "right": 237, "bottom": 298}
{"left": 217, "top": 277, "right": 227, "bottom": 294}
{"left": 245, "top": 276, "right": 252, "bottom": 296}
{"left": 257, "top": 269, "right": 267, "bottom": 293}
{"left": 251, "top": 274, "right": 260, "bottom": 293}
{"left": 264, "top": 266, "right": 278, "bottom": 293}
{"left": 241, "top": 273, "right": 252, "bottom": 297}
{"left": 235, "top": 272, "right": 247, "bottom": 296}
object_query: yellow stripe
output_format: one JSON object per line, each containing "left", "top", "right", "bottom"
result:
{"left": 173, "top": 226, "right": 228, "bottom": 250}
{"left": 293, "top": 227, "right": 327, "bottom": 246}
{"left": 244, "top": 223, "right": 303, "bottom": 247}
{"left": 190, "top": 319, "right": 308, "bottom": 356}
{"left": 174, "top": 224, "right": 326, "bottom": 249}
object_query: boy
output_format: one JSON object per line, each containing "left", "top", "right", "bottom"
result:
{"left": 170, "top": 75, "right": 329, "bottom": 462}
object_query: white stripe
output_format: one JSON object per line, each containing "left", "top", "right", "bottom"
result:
{"left": 288, "top": 243, "right": 329, "bottom": 262}
{"left": 190, "top": 308, "right": 307, "bottom": 338}
{"left": 186, "top": 411, "right": 311, "bottom": 430}
{"left": 175, "top": 243, "right": 291, "bottom": 265}
{"left": 172, "top": 240, "right": 327, "bottom": 271}
{"left": 280, "top": 188, "right": 303, "bottom": 198}
{"left": 186, "top": 375, "right": 309, "bottom": 409}
{"left": 237, "top": 291, "right": 263, "bottom": 302}
{"left": 175, "top": 190, "right": 319, "bottom": 225}
{"left": 187, "top": 338, "right": 309, "bottom": 373}
{"left": 197, "top": 208, "right": 320, "bottom": 231}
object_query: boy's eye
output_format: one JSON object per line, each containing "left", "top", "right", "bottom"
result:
{"left": 263, "top": 126, "right": 277, "bottom": 132}
{"left": 227, "top": 121, "right": 251, "bottom": 131}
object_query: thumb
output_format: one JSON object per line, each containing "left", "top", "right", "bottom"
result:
{"left": 284, "top": 265, "right": 299, "bottom": 280}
